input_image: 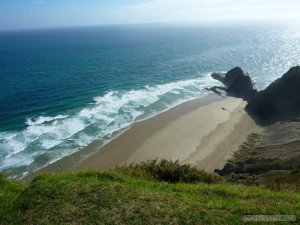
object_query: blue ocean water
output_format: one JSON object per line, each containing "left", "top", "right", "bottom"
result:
{"left": 1, "top": 23, "right": 300, "bottom": 179}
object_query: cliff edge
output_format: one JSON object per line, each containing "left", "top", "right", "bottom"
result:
{"left": 246, "top": 66, "right": 300, "bottom": 123}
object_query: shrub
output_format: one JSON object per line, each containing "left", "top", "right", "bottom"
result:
{"left": 0, "top": 172, "right": 10, "bottom": 186}
{"left": 116, "top": 159, "right": 221, "bottom": 184}
{"left": 225, "top": 173, "right": 261, "bottom": 186}
{"left": 262, "top": 170, "right": 300, "bottom": 192}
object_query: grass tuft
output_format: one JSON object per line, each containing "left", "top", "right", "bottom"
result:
{"left": 116, "top": 159, "right": 221, "bottom": 184}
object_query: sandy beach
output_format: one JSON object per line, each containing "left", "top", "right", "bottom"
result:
{"left": 75, "top": 94, "right": 261, "bottom": 172}
{"left": 25, "top": 93, "right": 261, "bottom": 181}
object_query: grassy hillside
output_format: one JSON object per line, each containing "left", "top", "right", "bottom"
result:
{"left": 1, "top": 166, "right": 299, "bottom": 224}
{"left": 216, "top": 130, "right": 300, "bottom": 191}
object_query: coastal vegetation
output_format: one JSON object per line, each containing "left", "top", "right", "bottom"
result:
{"left": 216, "top": 133, "right": 300, "bottom": 191}
{"left": 115, "top": 159, "right": 220, "bottom": 184}
{"left": 1, "top": 163, "right": 299, "bottom": 224}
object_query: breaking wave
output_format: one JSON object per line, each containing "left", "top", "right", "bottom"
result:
{"left": 0, "top": 74, "right": 221, "bottom": 179}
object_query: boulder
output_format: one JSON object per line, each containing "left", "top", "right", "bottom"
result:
{"left": 246, "top": 66, "right": 300, "bottom": 122}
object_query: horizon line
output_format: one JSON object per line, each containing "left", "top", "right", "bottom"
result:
{"left": 1, "top": 19, "right": 298, "bottom": 32}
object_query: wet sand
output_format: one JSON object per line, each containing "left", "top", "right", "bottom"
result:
{"left": 76, "top": 94, "right": 260, "bottom": 172}
{"left": 76, "top": 94, "right": 224, "bottom": 169}
{"left": 25, "top": 93, "right": 261, "bottom": 181}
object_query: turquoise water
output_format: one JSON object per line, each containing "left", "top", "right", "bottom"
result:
{"left": 1, "top": 23, "right": 300, "bottom": 178}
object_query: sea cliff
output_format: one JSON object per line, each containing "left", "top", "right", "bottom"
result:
{"left": 211, "top": 66, "right": 300, "bottom": 188}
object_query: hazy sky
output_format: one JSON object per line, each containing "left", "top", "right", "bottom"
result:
{"left": 1, "top": 0, "right": 300, "bottom": 30}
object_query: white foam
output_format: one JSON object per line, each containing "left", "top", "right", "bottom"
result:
{"left": 41, "top": 139, "right": 63, "bottom": 150}
{"left": 26, "top": 115, "right": 69, "bottom": 126}
{"left": 73, "top": 134, "right": 94, "bottom": 147}
{"left": 0, "top": 73, "right": 222, "bottom": 178}
{"left": 0, "top": 134, "right": 27, "bottom": 157}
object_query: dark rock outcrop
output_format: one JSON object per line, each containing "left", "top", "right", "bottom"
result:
{"left": 227, "top": 72, "right": 258, "bottom": 101}
{"left": 211, "top": 72, "right": 225, "bottom": 83}
{"left": 211, "top": 67, "right": 258, "bottom": 101}
{"left": 224, "top": 67, "right": 248, "bottom": 86}
{"left": 205, "top": 86, "right": 226, "bottom": 96}
{"left": 246, "top": 66, "right": 300, "bottom": 123}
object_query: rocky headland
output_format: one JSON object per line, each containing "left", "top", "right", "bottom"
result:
{"left": 246, "top": 66, "right": 300, "bottom": 123}
{"left": 211, "top": 66, "right": 300, "bottom": 188}
{"left": 211, "top": 67, "right": 258, "bottom": 101}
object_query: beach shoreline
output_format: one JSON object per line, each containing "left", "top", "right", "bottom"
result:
{"left": 24, "top": 93, "right": 261, "bottom": 181}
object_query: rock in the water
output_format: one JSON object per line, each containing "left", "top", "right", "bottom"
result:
{"left": 246, "top": 66, "right": 300, "bottom": 122}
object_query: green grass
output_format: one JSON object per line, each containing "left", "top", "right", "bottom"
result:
{"left": 0, "top": 173, "right": 24, "bottom": 224}
{"left": 1, "top": 169, "right": 299, "bottom": 225}
{"left": 116, "top": 159, "right": 221, "bottom": 184}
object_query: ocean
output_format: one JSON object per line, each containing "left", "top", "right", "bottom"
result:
{"left": 1, "top": 22, "right": 300, "bottom": 179}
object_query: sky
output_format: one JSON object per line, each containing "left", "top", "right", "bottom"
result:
{"left": 0, "top": 0, "right": 300, "bottom": 30}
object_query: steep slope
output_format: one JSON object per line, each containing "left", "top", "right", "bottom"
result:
{"left": 246, "top": 66, "right": 300, "bottom": 123}
{"left": 1, "top": 171, "right": 299, "bottom": 224}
